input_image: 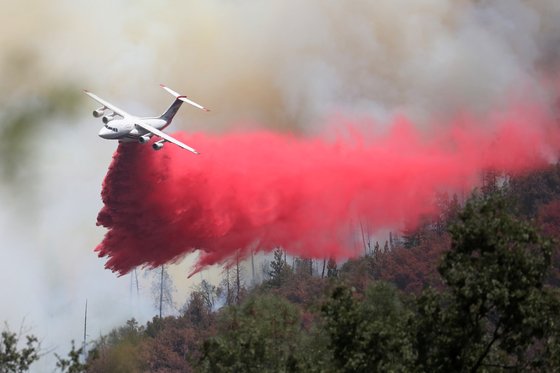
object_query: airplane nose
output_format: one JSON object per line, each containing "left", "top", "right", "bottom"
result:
{"left": 98, "top": 127, "right": 111, "bottom": 139}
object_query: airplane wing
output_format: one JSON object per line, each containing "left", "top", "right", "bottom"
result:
{"left": 134, "top": 121, "right": 200, "bottom": 155}
{"left": 83, "top": 90, "right": 131, "bottom": 118}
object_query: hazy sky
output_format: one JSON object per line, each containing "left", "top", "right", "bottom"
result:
{"left": 1, "top": 1, "right": 559, "bottom": 371}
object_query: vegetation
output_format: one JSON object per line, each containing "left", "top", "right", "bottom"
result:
{"left": 76, "top": 166, "right": 560, "bottom": 372}
{"left": 0, "top": 326, "right": 40, "bottom": 373}
{"left": 414, "top": 191, "right": 559, "bottom": 371}
{"left": 55, "top": 341, "right": 87, "bottom": 373}
{"left": 6, "top": 165, "right": 560, "bottom": 371}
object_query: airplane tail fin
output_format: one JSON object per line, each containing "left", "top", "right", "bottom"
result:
{"left": 159, "top": 84, "right": 209, "bottom": 122}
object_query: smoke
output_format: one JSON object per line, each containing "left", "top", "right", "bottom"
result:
{"left": 3, "top": 1, "right": 560, "bottom": 130}
{"left": 95, "top": 98, "right": 560, "bottom": 275}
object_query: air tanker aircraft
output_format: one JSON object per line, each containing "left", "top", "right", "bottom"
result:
{"left": 84, "top": 85, "right": 209, "bottom": 154}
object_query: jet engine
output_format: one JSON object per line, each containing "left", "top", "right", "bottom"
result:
{"left": 152, "top": 141, "right": 164, "bottom": 151}
{"left": 93, "top": 107, "right": 105, "bottom": 118}
{"left": 102, "top": 114, "right": 116, "bottom": 124}
{"left": 138, "top": 135, "right": 151, "bottom": 144}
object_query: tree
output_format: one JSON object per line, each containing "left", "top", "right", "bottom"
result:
{"left": 267, "top": 248, "right": 292, "bottom": 287}
{"left": 373, "top": 230, "right": 449, "bottom": 293}
{"left": 221, "top": 266, "right": 234, "bottom": 307}
{"left": 536, "top": 199, "right": 560, "bottom": 286}
{"left": 234, "top": 251, "right": 246, "bottom": 304}
{"left": 55, "top": 341, "right": 87, "bottom": 373}
{"left": 182, "top": 290, "right": 214, "bottom": 328}
{"left": 0, "top": 325, "right": 40, "bottom": 373}
{"left": 87, "top": 319, "right": 146, "bottom": 373}
{"left": 338, "top": 257, "right": 375, "bottom": 294}
{"left": 294, "top": 258, "right": 313, "bottom": 277}
{"left": 373, "top": 241, "right": 380, "bottom": 257}
{"left": 321, "top": 283, "right": 415, "bottom": 372}
{"left": 508, "top": 163, "right": 560, "bottom": 217}
{"left": 195, "top": 280, "right": 220, "bottom": 312}
{"left": 142, "top": 317, "right": 203, "bottom": 372}
{"left": 326, "top": 258, "right": 338, "bottom": 278}
{"left": 480, "top": 169, "right": 501, "bottom": 196}
{"left": 437, "top": 192, "right": 461, "bottom": 232}
{"left": 401, "top": 225, "right": 423, "bottom": 249}
{"left": 220, "top": 257, "right": 246, "bottom": 306}
{"left": 383, "top": 240, "right": 389, "bottom": 253}
{"left": 150, "top": 265, "right": 176, "bottom": 317}
{"left": 414, "top": 192, "right": 560, "bottom": 372}
{"left": 199, "top": 295, "right": 321, "bottom": 372}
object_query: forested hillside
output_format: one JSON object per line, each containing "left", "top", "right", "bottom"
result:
{"left": 5, "top": 165, "right": 560, "bottom": 372}
{"left": 75, "top": 165, "right": 560, "bottom": 372}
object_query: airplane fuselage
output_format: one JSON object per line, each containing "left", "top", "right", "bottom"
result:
{"left": 98, "top": 117, "right": 169, "bottom": 143}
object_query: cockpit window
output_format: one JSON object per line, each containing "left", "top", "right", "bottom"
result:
{"left": 104, "top": 124, "right": 118, "bottom": 132}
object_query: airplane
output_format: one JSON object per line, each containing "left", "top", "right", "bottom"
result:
{"left": 84, "top": 84, "right": 209, "bottom": 154}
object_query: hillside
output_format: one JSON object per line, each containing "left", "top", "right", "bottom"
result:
{"left": 71, "top": 165, "right": 560, "bottom": 372}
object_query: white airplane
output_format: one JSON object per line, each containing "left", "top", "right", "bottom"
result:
{"left": 84, "top": 84, "right": 209, "bottom": 154}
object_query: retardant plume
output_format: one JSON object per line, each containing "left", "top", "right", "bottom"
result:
{"left": 95, "top": 103, "right": 560, "bottom": 276}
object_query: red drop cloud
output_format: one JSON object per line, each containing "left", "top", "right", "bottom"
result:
{"left": 95, "top": 106, "right": 560, "bottom": 276}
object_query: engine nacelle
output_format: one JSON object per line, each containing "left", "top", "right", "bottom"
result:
{"left": 138, "top": 135, "right": 151, "bottom": 144}
{"left": 152, "top": 142, "right": 164, "bottom": 151}
{"left": 102, "top": 114, "right": 116, "bottom": 124}
{"left": 93, "top": 107, "right": 105, "bottom": 118}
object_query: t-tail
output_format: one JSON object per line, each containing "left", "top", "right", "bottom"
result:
{"left": 159, "top": 84, "right": 210, "bottom": 123}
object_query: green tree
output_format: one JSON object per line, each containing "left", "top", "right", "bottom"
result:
{"left": 55, "top": 341, "right": 87, "bottom": 373}
{"left": 199, "top": 295, "right": 319, "bottom": 372}
{"left": 322, "top": 283, "right": 415, "bottom": 372}
{"left": 0, "top": 326, "right": 40, "bottom": 373}
{"left": 415, "top": 192, "right": 560, "bottom": 372}
{"left": 267, "top": 248, "right": 292, "bottom": 287}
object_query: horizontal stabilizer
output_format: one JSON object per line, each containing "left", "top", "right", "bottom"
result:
{"left": 160, "top": 84, "right": 210, "bottom": 112}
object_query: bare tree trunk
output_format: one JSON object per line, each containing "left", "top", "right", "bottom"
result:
{"left": 321, "top": 258, "right": 326, "bottom": 278}
{"left": 360, "top": 220, "right": 367, "bottom": 256}
{"left": 226, "top": 267, "right": 231, "bottom": 306}
{"left": 83, "top": 300, "right": 88, "bottom": 360}
{"left": 235, "top": 252, "right": 241, "bottom": 304}
{"left": 134, "top": 268, "right": 139, "bottom": 296}
{"left": 159, "top": 265, "right": 164, "bottom": 318}
{"left": 130, "top": 268, "right": 140, "bottom": 298}
{"left": 251, "top": 250, "right": 255, "bottom": 285}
